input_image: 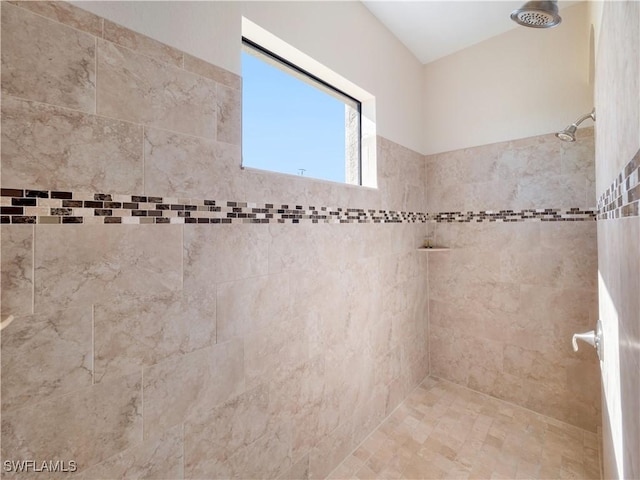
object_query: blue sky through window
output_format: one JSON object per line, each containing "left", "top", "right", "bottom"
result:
{"left": 241, "top": 50, "right": 346, "bottom": 183}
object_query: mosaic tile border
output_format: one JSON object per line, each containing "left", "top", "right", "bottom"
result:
{"left": 0, "top": 188, "right": 596, "bottom": 225}
{"left": 597, "top": 148, "right": 640, "bottom": 220}
{"left": 433, "top": 209, "right": 596, "bottom": 223}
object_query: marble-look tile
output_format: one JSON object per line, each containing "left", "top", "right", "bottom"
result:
{"left": 216, "top": 273, "right": 290, "bottom": 342}
{"left": 78, "top": 425, "right": 183, "bottom": 479}
{"left": 184, "top": 385, "right": 271, "bottom": 478}
{"left": 240, "top": 167, "right": 309, "bottom": 206}
{"left": 513, "top": 173, "right": 588, "bottom": 209}
{"left": 1, "top": 96, "right": 143, "bottom": 193}
{"left": 244, "top": 317, "right": 309, "bottom": 389}
{"left": 94, "top": 291, "right": 215, "bottom": 383}
{"left": 1, "top": 307, "right": 92, "bottom": 412}
{"left": 144, "top": 127, "right": 242, "bottom": 200}
{"left": 1, "top": 2, "right": 95, "bottom": 112}
{"left": 217, "top": 84, "right": 242, "bottom": 145}
{"left": 34, "top": 225, "right": 182, "bottom": 313}
{"left": 426, "top": 183, "right": 466, "bottom": 213}
{"left": 352, "top": 385, "right": 388, "bottom": 447}
{"left": 269, "top": 355, "right": 327, "bottom": 461}
{"left": 496, "top": 140, "right": 562, "bottom": 180}
{"left": 219, "top": 420, "right": 292, "bottom": 479}
{"left": 0, "top": 225, "right": 33, "bottom": 316}
{"left": 143, "top": 339, "right": 245, "bottom": 439}
{"left": 103, "top": 20, "right": 183, "bottom": 67}
{"left": 377, "top": 136, "right": 426, "bottom": 212}
{"left": 279, "top": 455, "right": 310, "bottom": 480}
{"left": 309, "top": 420, "right": 353, "bottom": 480}
{"left": 291, "top": 268, "right": 350, "bottom": 359}
{"left": 183, "top": 224, "right": 269, "bottom": 286}
{"left": 620, "top": 330, "right": 640, "bottom": 480}
{"left": 97, "top": 39, "right": 216, "bottom": 139}
{"left": 561, "top": 133, "right": 596, "bottom": 182}
{"left": 1, "top": 374, "right": 142, "bottom": 477}
{"left": 268, "top": 223, "right": 333, "bottom": 275}
{"left": 6, "top": 1, "right": 103, "bottom": 36}
{"left": 183, "top": 53, "right": 242, "bottom": 90}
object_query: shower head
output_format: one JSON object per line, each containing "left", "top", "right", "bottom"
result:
{"left": 556, "top": 109, "right": 596, "bottom": 143}
{"left": 511, "top": 1, "right": 562, "bottom": 28}
{"left": 556, "top": 125, "right": 578, "bottom": 142}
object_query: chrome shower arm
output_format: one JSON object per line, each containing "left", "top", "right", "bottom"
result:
{"left": 572, "top": 109, "right": 596, "bottom": 128}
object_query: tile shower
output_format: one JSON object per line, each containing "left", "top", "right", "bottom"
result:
{"left": 0, "top": 1, "right": 602, "bottom": 479}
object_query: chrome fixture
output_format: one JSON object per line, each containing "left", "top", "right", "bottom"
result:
{"left": 572, "top": 319, "right": 603, "bottom": 361}
{"left": 511, "top": 1, "right": 562, "bottom": 28}
{"left": 556, "top": 108, "right": 596, "bottom": 142}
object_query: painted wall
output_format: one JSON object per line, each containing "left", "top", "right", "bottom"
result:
{"left": 422, "top": 2, "right": 593, "bottom": 155}
{"left": 592, "top": 2, "right": 640, "bottom": 479}
{"left": 71, "top": 0, "right": 425, "bottom": 155}
{"left": 0, "top": 2, "right": 429, "bottom": 478}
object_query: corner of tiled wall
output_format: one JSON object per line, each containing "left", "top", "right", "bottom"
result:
{"left": 0, "top": 1, "right": 431, "bottom": 478}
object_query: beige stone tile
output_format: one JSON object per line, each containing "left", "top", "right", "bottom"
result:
{"left": 496, "top": 140, "right": 562, "bottom": 180}
{"left": 1, "top": 373, "right": 142, "bottom": 477}
{"left": 7, "top": 1, "right": 103, "bottom": 36}
{"left": 463, "top": 180, "right": 517, "bottom": 212}
{"left": 103, "top": 20, "right": 183, "bottom": 67}
{"left": 561, "top": 135, "right": 596, "bottom": 182}
{"left": 97, "top": 39, "right": 216, "bottom": 139}
{"left": 184, "top": 385, "right": 270, "bottom": 478}
{"left": 268, "top": 223, "right": 331, "bottom": 274}
{"left": 244, "top": 317, "right": 308, "bottom": 389}
{"left": 34, "top": 225, "right": 182, "bottom": 313}
{"left": 143, "top": 339, "right": 244, "bottom": 439}
{"left": 217, "top": 84, "right": 242, "bottom": 145}
{"left": 1, "top": 96, "right": 143, "bottom": 193}
{"left": 1, "top": 307, "right": 92, "bottom": 412}
{"left": 1, "top": 2, "right": 95, "bottom": 112}
{"left": 94, "top": 290, "right": 216, "bottom": 383}
{"left": 291, "top": 268, "right": 350, "bottom": 358}
{"left": 1, "top": 225, "right": 33, "bottom": 316}
{"left": 327, "top": 455, "right": 364, "bottom": 479}
{"left": 354, "top": 463, "right": 380, "bottom": 479}
{"left": 77, "top": 425, "right": 183, "bottom": 479}
{"left": 183, "top": 224, "right": 269, "bottom": 286}
{"left": 183, "top": 53, "right": 242, "bottom": 90}
{"left": 309, "top": 421, "right": 353, "bottom": 480}
{"left": 219, "top": 420, "right": 292, "bottom": 479}
{"left": 513, "top": 173, "right": 588, "bottom": 209}
{"left": 240, "top": 167, "right": 309, "bottom": 206}
{"left": 279, "top": 454, "right": 310, "bottom": 480}
{"left": 144, "top": 127, "right": 242, "bottom": 200}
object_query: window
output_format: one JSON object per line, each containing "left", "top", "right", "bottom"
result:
{"left": 241, "top": 38, "right": 362, "bottom": 185}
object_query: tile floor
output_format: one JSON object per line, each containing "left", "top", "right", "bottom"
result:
{"left": 329, "top": 377, "right": 600, "bottom": 479}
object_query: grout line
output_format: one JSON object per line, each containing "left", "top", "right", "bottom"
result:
{"left": 141, "top": 366, "right": 144, "bottom": 440}
{"left": 91, "top": 304, "right": 95, "bottom": 385}
{"left": 31, "top": 223, "right": 35, "bottom": 315}
{"left": 2, "top": 93, "right": 223, "bottom": 144}
{"left": 434, "top": 376, "right": 597, "bottom": 435}
{"left": 142, "top": 125, "right": 146, "bottom": 195}
{"left": 324, "top": 373, "right": 433, "bottom": 480}
{"left": 94, "top": 35, "right": 98, "bottom": 115}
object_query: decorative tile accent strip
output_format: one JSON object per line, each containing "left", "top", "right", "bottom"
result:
{"left": 598, "top": 148, "right": 640, "bottom": 220}
{"left": 433, "top": 209, "right": 597, "bottom": 223}
{"left": 0, "top": 188, "right": 597, "bottom": 225}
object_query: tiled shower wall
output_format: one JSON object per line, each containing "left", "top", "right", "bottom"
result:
{"left": 425, "top": 131, "right": 601, "bottom": 432}
{"left": 0, "top": 2, "right": 429, "bottom": 478}
{"left": 594, "top": 1, "right": 640, "bottom": 478}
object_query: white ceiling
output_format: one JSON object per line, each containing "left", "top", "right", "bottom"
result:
{"left": 362, "top": 1, "right": 577, "bottom": 65}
